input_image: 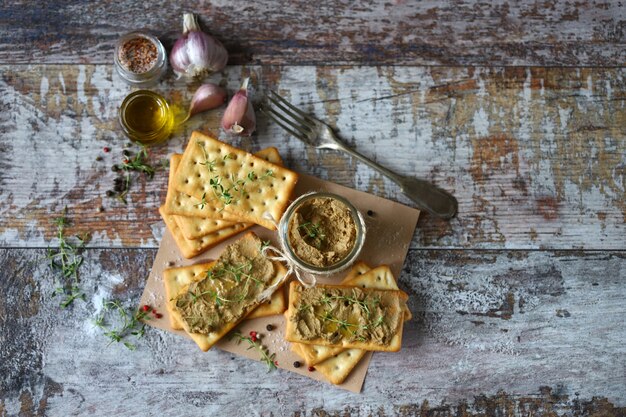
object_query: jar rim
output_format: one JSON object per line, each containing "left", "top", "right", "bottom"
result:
{"left": 278, "top": 192, "right": 366, "bottom": 275}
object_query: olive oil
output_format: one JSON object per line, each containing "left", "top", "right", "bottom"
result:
{"left": 119, "top": 90, "right": 174, "bottom": 145}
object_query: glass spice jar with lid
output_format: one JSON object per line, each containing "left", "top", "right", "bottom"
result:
{"left": 114, "top": 31, "right": 167, "bottom": 87}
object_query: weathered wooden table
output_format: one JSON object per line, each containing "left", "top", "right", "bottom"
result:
{"left": 1, "top": 1, "right": 625, "bottom": 416}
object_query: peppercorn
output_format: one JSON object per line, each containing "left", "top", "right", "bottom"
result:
{"left": 106, "top": 190, "right": 115, "bottom": 197}
{"left": 97, "top": 206, "right": 104, "bottom": 213}
{"left": 293, "top": 361, "right": 301, "bottom": 368}
{"left": 113, "top": 178, "right": 125, "bottom": 193}
{"left": 122, "top": 150, "right": 131, "bottom": 157}
{"left": 111, "top": 165, "right": 120, "bottom": 172}
{"left": 96, "top": 156, "right": 103, "bottom": 162}
{"left": 367, "top": 210, "right": 374, "bottom": 216}
{"left": 308, "top": 366, "right": 315, "bottom": 372}
{"left": 266, "top": 324, "right": 274, "bottom": 331}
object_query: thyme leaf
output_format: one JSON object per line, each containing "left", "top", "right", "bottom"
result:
{"left": 108, "top": 146, "right": 159, "bottom": 205}
{"left": 46, "top": 208, "right": 89, "bottom": 308}
{"left": 230, "top": 331, "right": 277, "bottom": 371}
{"left": 298, "top": 222, "right": 325, "bottom": 248}
{"left": 93, "top": 300, "right": 151, "bottom": 350}
{"left": 119, "top": 146, "right": 156, "bottom": 178}
{"left": 194, "top": 192, "right": 208, "bottom": 209}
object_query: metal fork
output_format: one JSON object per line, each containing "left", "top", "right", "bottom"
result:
{"left": 261, "top": 90, "right": 457, "bottom": 219}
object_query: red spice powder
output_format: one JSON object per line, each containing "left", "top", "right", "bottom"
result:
{"left": 118, "top": 36, "right": 158, "bottom": 74}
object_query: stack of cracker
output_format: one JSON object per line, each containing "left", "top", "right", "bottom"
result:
{"left": 163, "top": 232, "right": 288, "bottom": 351}
{"left": 286, "top": 263, "right": 411, "bottom": 385}
{"left": 159, "top": 131, "right": 299, "bottom": 259}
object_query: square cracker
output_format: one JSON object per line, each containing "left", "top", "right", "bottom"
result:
{"left": 293, "top": 264, "right": 411, "bottom": 366}
{"left": 285, "top": 281, "right": 407, "bottom": 352}
{"left": 291, "top": 264, "right": 410, "bottom": 384}
{"left": 246, "top": 288, "right": 286, "bottom": 319}
{"left": 163, "top": 154, "right": 240, "bottom": 221}
{"left": 163, "top": 232, "right": 288, "bottom": 351}
{"left": 174, "top": 215, "right": 239, "bottom": 240}
{"left": 163, "top": 263, "right": 285, "bottom": 331}
{"left": 173, "top": 131, "right": 298, "bottom": 230}
{"left": 292, "top": 262, "right": 372, "bottom": 367}
{"left": 164, "top": 146, "right": 284, "bottom": 221}
{"left": 347, "top": 265, "right": 412, "bottom": 322}
{"left": 293, "top": 343, "right": 366, "bottom": 386}
{"left": 171, "top": 147, "right": 285, "bottom": 240}
{"left": 159, "top": 206, "right": 252, "bottom": 259}
{"left": 164, "top": 262, "right": 216, "bottom": 330}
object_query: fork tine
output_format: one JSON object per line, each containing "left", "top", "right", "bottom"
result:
{"left": 260, "top": 107, "right": 309, "bottom": 141}
{"left": 266, "top": 95, "right": 315, "bottom": 131}
{"left": 264, "top": 106, "right": 312, "bottom": 137}
{"left": 267, "top": 91, "right": 316, "bottom": 129}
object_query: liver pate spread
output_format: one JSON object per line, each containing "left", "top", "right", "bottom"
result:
{"left": 287, "top": 197, "right": 357, "bottom": 267}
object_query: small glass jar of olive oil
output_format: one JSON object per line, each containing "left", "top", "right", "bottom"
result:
{"left": 119, "top": 90, "right": 174, "bottom": 146}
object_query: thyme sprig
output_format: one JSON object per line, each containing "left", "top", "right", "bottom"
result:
{"left": 196, "top": 142, "right": 275, "bottom": 207}
{"left": 108, "top": 146, "right": 161, "bottom": 205}
{"left": 46, "top": 209, "right": 90, "bottom": 308}
{"left": 119, "top": 147, "right": 156, "bottom": 178}
{"left": 320, "top": 293, "right": 379, "bottom": 319}
{"left": 194, "top": 192, "right": 208, "bottom": 209}
{"left": 230, "top": 331, "right": 277, "bottom": 372}
{"left": 206, "top": 261, "right": 262, "bottom": 285}
{"left": 93, "top": 300, "right": 150, "bottom": 350}
{"left": 209, "top": 169, "right": 274, "bottom": 206}
{"left": 316, "top": 292, "right": 385, "bottom": 335}
{"left": 298, "top": 221, "right": 325, "bottom": 248}
{"left": 189, "top": 288, "right": 246, "bottom": 306}
{"left": 318, "top": 311, "right": 359, "bottom": 331}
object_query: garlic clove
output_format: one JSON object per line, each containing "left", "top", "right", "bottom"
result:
{"left": 221, "top": 78, "right": 256, "bottom": 136}
{"left": 170, "top": 13, "right": 228, "bottom": 79}
{"left": 189, "top": 83, "right": 228, "bottom": 117}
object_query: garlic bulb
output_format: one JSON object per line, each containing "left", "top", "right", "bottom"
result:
{"left": 189, "top": 83, "right": 227, "bottom": 117}
{"left": 170, "top": 13, "right": 228, "bottom": 79}
{"left": 221, "top": 78, "right": 256, "bottom": 136}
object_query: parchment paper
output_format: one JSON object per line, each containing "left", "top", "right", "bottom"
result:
{"left": 139, "top": 174, "right": 420, "bottom": 393}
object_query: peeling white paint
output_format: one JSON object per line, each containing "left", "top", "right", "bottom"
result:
{"left": 40, "top": 76, "right": 48, "bottom": 106}
{"left": 472, "top": 107, "right": 490, "bottom": 137}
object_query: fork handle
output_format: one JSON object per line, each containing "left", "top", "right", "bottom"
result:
{"left": 322, "top": 142, "right": 458, "bottom": 219}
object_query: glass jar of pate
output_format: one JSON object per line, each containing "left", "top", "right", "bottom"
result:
{"left": 114, "top": 31, "right": 167, "bottom": 87}
{"left": 278, "top": 192, "right": 366, "bottom": 275}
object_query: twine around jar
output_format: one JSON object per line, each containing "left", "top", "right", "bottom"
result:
{"left": 256, "top": 212, "right": 317, "bottom": 302}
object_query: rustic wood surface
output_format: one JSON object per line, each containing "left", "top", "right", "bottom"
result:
{"left": 1, "top": 1, "right": 625, "bottom": 416}
{"left": 1, "top": 65, "right": 624, "bottom": 250}
{"left": 0, "top": 1, "right": 624, "bottom": 67}
{"left": 1, "top": 249, "right": 624, "bottom": 416}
